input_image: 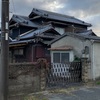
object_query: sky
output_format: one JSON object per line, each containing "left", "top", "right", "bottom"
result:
{"left": 0, "top": 0, "right": 100, "bottom": 36}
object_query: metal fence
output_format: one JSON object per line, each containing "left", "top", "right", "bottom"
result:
{"left": 46, "top": 62, "right": 82, "bottom": 87}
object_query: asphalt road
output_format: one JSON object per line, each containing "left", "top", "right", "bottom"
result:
{"left": 47, "top": 86, "right": 100, "bottom": 100}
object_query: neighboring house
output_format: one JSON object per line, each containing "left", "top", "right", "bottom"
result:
{"left": 49, "top": 30, "right": 100, "bottom": 80}
{"left": 9, "top": 8, "right": 93, "bottom": 63}
{"left": 29, "top": 8, "right": 91, "bottom": 34}
{"left": 9, "top": 14, "right": 39, "bottom": 39}
{"left": 9, "top": 24, "right": 60, "bottom": 63}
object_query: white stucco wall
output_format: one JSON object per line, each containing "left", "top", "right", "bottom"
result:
{"left": 51, "top": 36, "right": 91, "bottom": 59}
{"left": 51, "top": 35, "right": 94, "bottom": 80}
{"left": 92, "top": 42, "right": 100, "bottom": 79}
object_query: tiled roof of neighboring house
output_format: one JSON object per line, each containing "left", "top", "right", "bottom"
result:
{"left": 29, "top": 8, "right": 91, "bottom": 27}
{"left": 9, "top": 14, "right": 39, "bottom": 28}
{"left": 9, "top": 39, "right": 35, "bottom": 47}
{"left": 49, "top": 45, "right": 73, "bottom": 51}
{"left": 49, "top": 30, "right": 100, "bottom": 45}
{"left": 76, "top": 29, "right": 96, "bottom": 36}
{"left": 19, "top": 24, "right": 60, "bottom": 40}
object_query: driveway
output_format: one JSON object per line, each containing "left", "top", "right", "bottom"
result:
{"left": 45, "top": 85, "right": 100, "bottom": 100}
{"left": 9, "top": 85, "right": 100, "bottom": 100}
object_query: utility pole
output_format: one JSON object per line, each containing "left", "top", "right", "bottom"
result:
{"left": 0, "top": 0, "right": 9, "bottom": 100}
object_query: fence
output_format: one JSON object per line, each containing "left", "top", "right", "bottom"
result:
{"left": 46, "top": 62, "right": 82, "bottom": 87}
{"left": 8, "top": 59, "right": 48, "bottom": 99}
{"left": 8, "top": 58, "right": 90, "bottom": 99}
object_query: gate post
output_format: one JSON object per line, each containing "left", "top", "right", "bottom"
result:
{"left": 81, "top": 58, "right": 89, "bottom": 83}
{"left": 38, "top": 59, "right": 48, "bottom": 90}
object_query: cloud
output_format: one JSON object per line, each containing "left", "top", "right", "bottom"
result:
{"left": 9, "top": 0, "right": 64, "bottom": 15}
{"left": 84, "top": 14, "right": 100, "bottom": 36}
{"left": 0, "top": 0, "right": 99, "bottom": 17}
{"left": 56, "top": 0, "right": 100, "bottom": 18}
{"left": 0, "top": 0, "right": 100, "bottom": 35}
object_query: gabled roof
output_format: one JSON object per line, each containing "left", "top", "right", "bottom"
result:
{"left": 29, "top": 8, "right": 91, "bottom": 27}
{"left": 76, "top": 30, "right": 96, "bottom": 36}
{"left": 19, "top": 24, "right": 60, "bottom": 40}
{"left": 49, "top": 30, "right": 100, "bottom": 45}
{"left": 9, "top": 14, "right": 39, "bottom": 28}
{"left": 9, "top": 39, "right": 35, "bottom": 47}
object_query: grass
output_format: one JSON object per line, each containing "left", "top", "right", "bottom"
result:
{"left": 24, "top": 95, "right": 48, "bottom": 100}
{"left": 96, "top": 81, "right": 100, "bottom": 85}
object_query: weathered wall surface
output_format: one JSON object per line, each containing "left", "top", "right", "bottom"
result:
{"left": 92, "top": 42, "right": 100, "bottom": 79}
{"left": 51, "top": 36, "right": 96, "bottom": 79}
{"left": 51, "top": 36, "right": 91, "bottom": 59}
{"left": 9, "top": 59, "right": 47, "bottom": 96}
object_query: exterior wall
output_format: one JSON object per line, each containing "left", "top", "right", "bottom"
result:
{"left": 51, "top": 36, "right": 93, "bottom": 79}
{"left": 92, "top": 42, "right": 100, "bottom": 79}
{"left": 26, "top": 45, "right": 33, "bottom": 62}
{"left": 9, "top": 59, "right": 47, "bottom": 97}
{"left": 65, "top": 26, "right": 86, "bottom": 33}
{"left": 51, "top": 36, "right": 91, "bottom": 59}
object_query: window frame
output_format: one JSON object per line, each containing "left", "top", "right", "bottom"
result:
{"left": 51, "top": 50, "right": 74, "bottom": 63}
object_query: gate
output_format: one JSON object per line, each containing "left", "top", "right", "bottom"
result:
{"left": 46, "top": 62, "right": 82, "bottom": 87}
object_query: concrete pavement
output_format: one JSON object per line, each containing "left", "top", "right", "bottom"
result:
{"left": 9, "top": 85, "right": 100, "bottom": 100}
{"left": 45, "top": 85, "right": 100, "bottom": 100}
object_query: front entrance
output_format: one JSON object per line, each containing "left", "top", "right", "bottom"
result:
{"left": 46, "top": 62, "right": 82, "bottom": 87}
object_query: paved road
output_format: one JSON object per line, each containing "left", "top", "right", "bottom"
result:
{"left": 46, "top": 86, "right": 100, "bottom": 100}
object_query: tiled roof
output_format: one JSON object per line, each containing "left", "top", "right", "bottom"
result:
{"left": 49, "top": 45, "right": 73, "bottom": 51}
{"left": 49, "top": 30, "right": 100, "bottom": 45}
{"left": 19, "top": 24, "right": 60, "bottom": 40}
{"left": 9, "top": 39, "right": 34, "bottom": 45}
{"left": 29, "top": 8, "right": 91, "bottom": 27}
{"left": 10, "top": 14, "right": 39, "bottom": 28}
{"left": 77, "top": 30, "right": 96, "bottom": 36}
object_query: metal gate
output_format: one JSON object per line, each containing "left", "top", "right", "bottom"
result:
{"left": 46, "top": 62, "right": 82, "bottom": 87}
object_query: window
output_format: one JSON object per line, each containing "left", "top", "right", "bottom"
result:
{"left": 61, "top": 53, "right": 69, "bottom": 63}
{"left": 14, "top": 49, "right": 24, "bottom": 55}
{"left": 53, "top": 53, "right": 60, "bottom": 63}
{"left": 53, "top": 52, "right": 69, "bottom": 63}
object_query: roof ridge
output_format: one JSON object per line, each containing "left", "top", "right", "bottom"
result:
{"left": 13, "top": 14, "right": 28, "bottom": 18}
{"left": 32, "top": 8, "right": 74, "bottom": 18}
{"left": 20, "top": 29, "right": 34, "bottom": 37}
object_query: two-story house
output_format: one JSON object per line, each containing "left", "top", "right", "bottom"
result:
{"left": 9, "top": 8, "right": 93, "bottom": 63}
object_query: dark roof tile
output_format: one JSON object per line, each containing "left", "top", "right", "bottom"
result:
{"left": 29, "top": 8, "right": 91, "bottom": 27}
{"left": 49, "top": 30, "right": 100, "bottom": 45}
{"left": 19, "top": 24, "right": 60, "bottom": 39}
{"left": 10, "top": 14, "right": 39, "bottom": 28}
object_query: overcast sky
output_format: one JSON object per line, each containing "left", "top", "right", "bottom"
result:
{"left": 0, "top": 0, "right": 100, "bottom": 36}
